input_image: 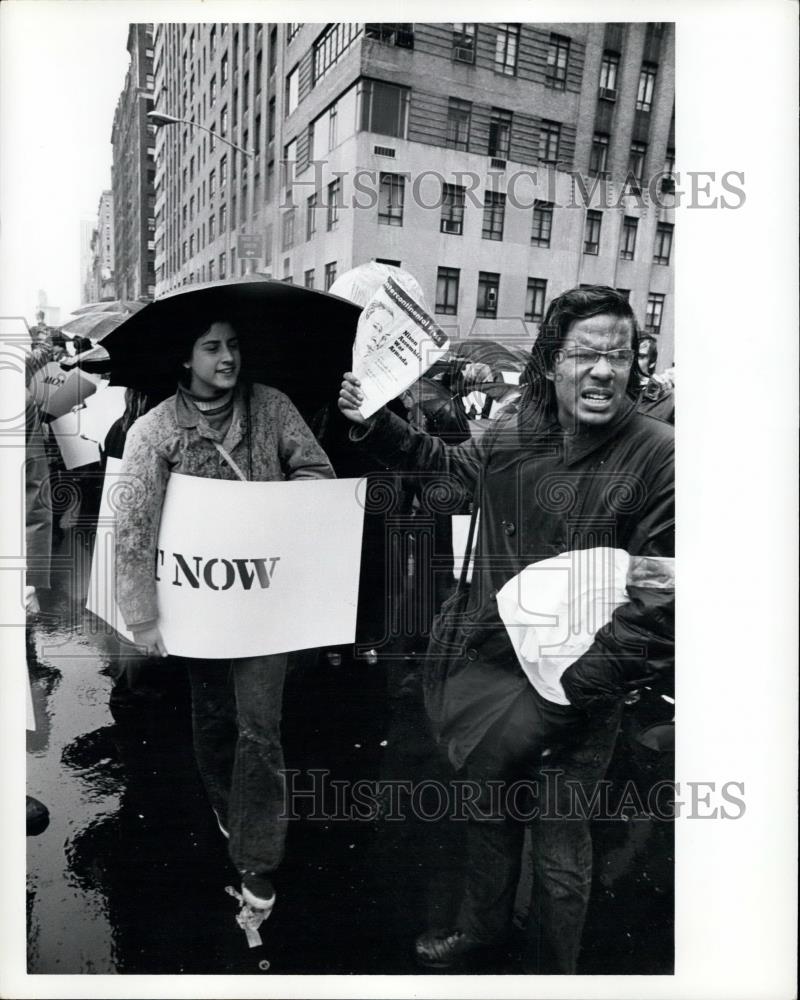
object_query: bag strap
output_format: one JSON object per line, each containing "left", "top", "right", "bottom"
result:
{"left": 214, "top": 441, "right": 248, "bottom": 482}
{"left": 456, "top": 425, "right": 499, "bottom": 592}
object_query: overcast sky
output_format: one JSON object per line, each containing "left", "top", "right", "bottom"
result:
{"left": 0, "top": 3, "right": 131, "bottom": 321}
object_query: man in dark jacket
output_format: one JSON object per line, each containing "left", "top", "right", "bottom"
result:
{"left": 338, "top": 286, "right": 674, "bottom": 972}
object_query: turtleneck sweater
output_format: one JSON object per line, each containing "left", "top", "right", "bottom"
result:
{"left": 179, "top": 385, "right": 235, "bottom": 435}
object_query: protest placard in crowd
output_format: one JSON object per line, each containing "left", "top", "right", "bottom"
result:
{"left": 86, "top": 457, "right": 134, "bottom": 641}
{"left": 153, "top": 474, "right": 364, "bottom": 658}
{"left": 30, "top": 365, "right": 98, "bottom": 420}
{"left": 352, "top": 274, "right": 450, "bottom": 419}
{"left": 78, "top": 384, "right": 126, "bottom": 444}
{"left": 48, "top": 411, "right": 101, "bottom": 469}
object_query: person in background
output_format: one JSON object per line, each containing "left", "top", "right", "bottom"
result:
{"left": 636, "top": 336, "right": 674, "bottom": 424}
{"left": 338, "top": 285, "right": 674, "bottom": 973}
{"left": 25, "top": 388, "right": 52, "bottom": 835}
{"left": 115, "top": 317, "right": 334, "bottom": 921}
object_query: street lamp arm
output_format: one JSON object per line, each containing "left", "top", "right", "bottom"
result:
{"left": 147, "top": 111, "right": 254, "bottom": 158}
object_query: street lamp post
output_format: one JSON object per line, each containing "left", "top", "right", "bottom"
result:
{"left": 147, "top": 111, "right": 255, "bottom": 159}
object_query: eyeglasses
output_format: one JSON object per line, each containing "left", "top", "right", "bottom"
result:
{"left": 555, "top": 348, "right": 635, "bottom": 369}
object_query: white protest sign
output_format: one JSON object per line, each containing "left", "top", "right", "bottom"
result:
{"left": 154, "top": 474, "right": 365, "bottom": 659}
{"left": 78, "top": 385, "right": 126, "bottom": 444}
{"left": 86, "top": 458, "right": 134, "bottom": 641}
{"left": 353, "top": 275, "right": 450, "bottom": 419}
{"left": 49, "top": 411, "right": 101, "bottom": 469}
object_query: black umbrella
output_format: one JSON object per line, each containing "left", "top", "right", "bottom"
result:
{"left": 102, "top": 278, "right": 361, "bottom": 419}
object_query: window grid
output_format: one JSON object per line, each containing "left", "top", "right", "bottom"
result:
{"left": 494, "top": 23, "right": 519, "bottom": 76}
{"left": 440, "top": 183, "right": 466, "bottom": 235}
{"left": 435, "top": 266, "right": 460, "bottom": 315}
{"left": 546, "top": 33, "right": 570, "bottom": 89}
{"left": 476, "top": 271, "right": 500, "bottom": 318}
{"left": 531, "top": 200, "right": 553, "bottom": 247}
{"left": 488, "top": 108, "right": 512, "bottom": 159}
{"left": 646, "top": 293, "right": 665, "bottom": 333}
{"left": 620, "top": 216, "right": 638, "bottom": 260}
{"left": 378, "top": 172, "right": 405, "bottom": 226}
{"left": 525, "top": 278, "right": 547, "bottom": 323}
{"left": 653, "top": 222, "right": 673, "bottom": 265}
{"left": 447, "top": 98, "right": 472, "bottom": 151}
{"left": 324, "top": 260, "right": 338, "bottom": 290}
{"left": 482, "top": 191, "right": 506, "bottom": 241}
{"left": 584, "top": 209, "right": 602, "bottom": 255}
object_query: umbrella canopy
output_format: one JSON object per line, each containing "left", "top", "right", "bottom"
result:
{"left": 59, "top": 343, "right": 111, "bottom": 374}
{"left": 69, "top": 300, "right": 148, "bottom": 316}
{"left": 102, "top": 278, "right": 362, "bottom": 419}
{"left": 60, "top": 311, "right": 132, "bottom": 341}
{"left": 447, "top": 338, "right": 530, "bottom": 372}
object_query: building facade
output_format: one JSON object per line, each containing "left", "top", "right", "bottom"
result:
{"left": 152, "top": 22, "right": 675, "bottom": 364}
{"left": 111, "top": 23, "right": 156, "bottom": 301}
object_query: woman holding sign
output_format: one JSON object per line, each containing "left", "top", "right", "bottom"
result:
{"left": 115, "top": 318, "right": 334, "bottom": 922}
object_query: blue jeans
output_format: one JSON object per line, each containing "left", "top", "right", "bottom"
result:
{"left": 183, "top": 654, "right": 288, "bottom": 878}
{"left": 458, "top": 686, "right": 622, "bottom": 973}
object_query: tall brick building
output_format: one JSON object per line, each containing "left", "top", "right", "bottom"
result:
{"left": 111, "top": 23, "right": 156, "bottom": 300}
{"left": 152, "top": 22, "right": 674, "bottom": 363}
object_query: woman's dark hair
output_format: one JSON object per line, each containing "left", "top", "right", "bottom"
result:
{"left": 175, "top": 314, "right": 243, "bottom": 385}
{"left": 522, "top": 285, "right": 641, "bottom": 415}
{"left": 121, "top": 388, "right": 160, "bottom": 433}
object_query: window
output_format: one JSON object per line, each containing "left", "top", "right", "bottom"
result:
{"left": 189, "top": 233, "right": 195, "bottom": 256}
{"left": 304, "top": 268, "right": 315, "bottom": 288}
{"left": 209, "top": 74, "right": 217, "bottom": 105}
{"left": 306, "top": 193, "right": 317, "bottom": 240}
{"left": 476, "top": 272, "right": 500, "bottom": 318}
{"left": 482, "top": 190, "right": 505, "bottom": 241}
{"left": 645, "top": 293, "right": 665, "bottom": 334}
{"left": 584, "top": 209, "right": 602, "bottom": 254}
{"left": 288, "top": 24, "right": 302, "bottom": 43}
{"left": 546, "top": 33, "right": 570, "bottom": 89}
{"left": 220, "top": 204, "right": 227, "bottom": 231}
{"left": 324, "top": 261, "right": 338, "bottom": 290}
{"left": 435, "top": 267, "right": 460, "bottom": 315}
{"left": 209, "top": 169, "right": 216, "bottom": 199}
{"left": 531, "top": 200, "right": 553, "bottom": 247}
{"left": 219, "top": 153, "right": 228, "bottom": 187}
{"left": 589, "top": 133, "right": 609, "bottom": 176}
{"left": 452, "top": 23, "right": 476, "bottom": 63}
{"left": 327, "top": 177, "right": 341, "bottom": 231}
{"left": 285, "top": 65, "right": 299, "bottom": 115}
{"left": 653, "top": 222, "right": 673, "bottom": 265}
{"left": 266, "top": 160, "right": 275, "bottom": 201}
{"left": 209, "top": 123, "right": 216, "bottom": 152}
{"left": 268, "top": 26, "right": 277, "bottom": 74}
{"left": 599, "top": 52, "right": 619, "bottom": 98}
{"left": 664, "top": 147, "right": 675, "bottom": 179}
{"left": 525, "top": 278, "right": 547, "bottom": 322}
{"left": 378, "top": 172, "right": 405, "bottom": 226}
{"left": 539, "top": 120, "right": 561, "bottom": 163}
{"left": 220, "top": 104, "right": 228, "bottom": 135}
{"left": 221, "top": 52, "right": 228, "bottom": 85}
{"left": 440, "top": 182, "right": 465, "bottom": 235}
{"left": 447, "top": 98, "right": 472, "bottom": 151}
{"left": 282, "top": 208, "right": 296, "bottom": 250}
{"left": 628, "top": 141, "right": 647, "bottom": 187}
{"left": 620, "top": 215, "right": 638, "bottom": 260}
{"left": 488, "top": 108, "right": 512, "bottom": 159}
{"left": 208, "top": 259, "right": 215, "bottom": 282}
{"left": 494, "top": 23, "right": 519, "bottom": 76}
{"left": 209, "top": 214, "right": 216, "bottom": 241}
{"left": 231, "top": 194, "right": 237, "bottom": 229}
{"left": 375, "top": 258, "right": 401, "bottom": 267}
{"left": 313, "top": 23, "right": 362, "bottom": 83}
{"left": 359, "top": 79, "right": 410, "bottom": 139}
{"left": 364, "top": 24, "right": 414, "bottom": 48}
{"left": 636, "top": 63, "right": 657, "bottom": 112}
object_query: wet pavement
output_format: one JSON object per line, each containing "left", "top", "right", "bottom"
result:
{"left": 27, "top": 522, "right": 673, "bottom": 976}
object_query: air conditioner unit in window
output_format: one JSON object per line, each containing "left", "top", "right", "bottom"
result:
{"left": 373, "top": 145, "right": 396, "bottom": 157}
{"left": 453, "top": 46, "right": 475, "bottom": 64}
{"left": 490, "top": 157, "right": 507, "bottom": 170}
{"left": 598, "top": 86, "right": 617, "bottom": 102}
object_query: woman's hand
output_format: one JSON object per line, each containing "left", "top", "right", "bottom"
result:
{"left": 338, "top": 373, "right": 372, "bottom": 426}
{"left": 132, "top": 624, "right": 168, "bottom": 658}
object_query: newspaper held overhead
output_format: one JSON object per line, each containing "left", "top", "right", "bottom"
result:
{"left": 351, "top": 273, "right": 450, "bottom": 419}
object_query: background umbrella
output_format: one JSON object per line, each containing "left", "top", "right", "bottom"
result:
{"left": 59, "top": 343, "right": 111, "bottom": 374}
{"left": 102, "top": 278, "right": 362, "bottom": 420}
{"left": 69, "top": 300, "right": 148, "bottom": 317}
{"left": 60, "top": 311, "right": 132, "bottom": 341}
